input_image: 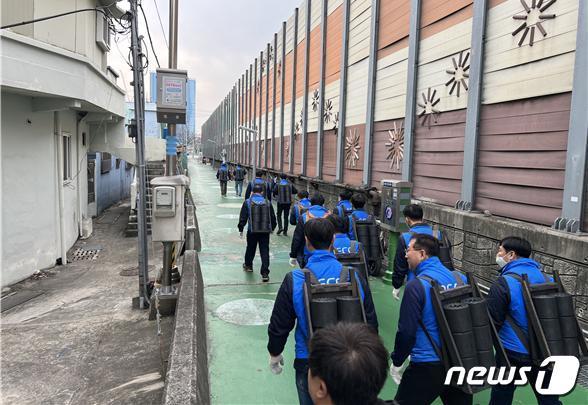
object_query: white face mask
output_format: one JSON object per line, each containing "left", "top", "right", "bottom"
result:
{"left": 496, "top": 254, "right": 508, "bottom": 269}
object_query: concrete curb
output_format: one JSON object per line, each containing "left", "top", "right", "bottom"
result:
{"left": 162, "top": 250, "right": 210, "bottom": 404}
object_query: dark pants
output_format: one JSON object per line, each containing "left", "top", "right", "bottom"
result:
{"left": 490, "top": 351, "right": 561, "bottom": 405}
{"left": 394, "top": 362, "right": 472, "bottom": 405}
{"left": 244, "top": 232, "right": 270, "bottom": 276}
{"left": 295, "top": 366, "right": 313, "bottom": 405}
{"left": 220, "top": 181, "right": 227, "bottom": 196}
{"left": 235, "top": 180, "right": 243, "bottom": 196}
{"left": 276, "top": 203, "right": 291, "bottom": 232}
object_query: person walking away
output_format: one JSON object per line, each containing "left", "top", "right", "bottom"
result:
{"left": 274, "top": 173, "right": 297, "bottom": 236}
{"left": 391, "top": 204, "right": 448, "bottom": 300}
{"left": 290, "top": 191, "right": 311, "bottom": 226}
{"left": 233, "top": 163, "right": 247, "bottom": 196}
{"left": 389, "top": 234, "right": 471, "bottom": 405}
{"left": 267, "top": 218, "right": 378, "bottom": 405}
{"left": 245, "top": 171, "right": 272, "bottom": 202}
{"left": 238, "top": 184, "right": 277, "bottom": 282}
{"left": 486, "top": 236, "right": 561, "bottom": 405}
{"left": 216, "top": 161, "right": 230, "bottom": 197}
{"left": 289, "top": 193, "right": 330, "bottom": 268}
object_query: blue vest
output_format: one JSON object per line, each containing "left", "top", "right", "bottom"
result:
{"left": 291, "top": 250, "right": 366, "bottom": 359}
{"left": 499, "top": 258, "right": 549, "bottom": 354}
{"left": 294, "top": 198, "right": 312, "bottom": 222}
{"left": 413, "top": 257, "right": 467, "bottom": 363}
{"left": 246, "top": 194, "right": 268, "bottom": 232}
{"left": 348, "top": 209, "right": 370, "bottom": 240}
{"left": 402, "top": 224, "right": 442, "bottom": 282}
{"left": 301, "top": 206, "right": 330, "bottom": 260}
{"left": 336, "top": 200, "right": 353, "bottom": 217}
{"left": 333, "top": 233, "right": 361, "bottom": 255}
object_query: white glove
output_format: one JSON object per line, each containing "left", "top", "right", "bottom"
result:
{"left": 289, "top": 258, "right": 298, "bottom": 267}
{"left": 269, "top": 354, "right": 284, "bottom": 375}
{"left": 392, "top": 288, "right": 401, "bottom": 301}
{"left": 239, "top": 232, "right": 244, "bottom": 239}
{"left": 389, "top": 364, "right": 403, "bottom": 385}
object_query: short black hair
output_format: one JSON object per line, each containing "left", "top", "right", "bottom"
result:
{"left": 256, "top": 170, "right": 264, "bottom": 178}
{"left": 340, "top": 189, "right": 353, "bottom": 201}
{"left": 411, "top": 234, "right": 440, "bottom": 258}
{"left": 500, "top": 236, "right": 532, "bottom": 258}
{"left": 298, "top": 190, "right": 309, "bottom": 199}
{"left": 308, "top": 323, "right": 388, "bottom": 405}
{"left": 252, "top": 184, "right": 264, "bottom": 194}
{"left": 327, "top": 214, "right": 347, "bottom": 234}
{"left": 403, "top": 204, "right": 424, "bottom": 221}
{"left": 280, "top": 172, "right": 288, "bottom": 179}
{"left": 350, "top": 193, "right": 366, "bottom": 209}
{"left": 304, "top": 218, "right": 334, "bottom": 250}
{"left": 310, "top": 193, "right": 325, "bottom": 207}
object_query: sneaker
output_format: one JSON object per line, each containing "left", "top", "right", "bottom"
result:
{"left": 261, "top": 274, "right": 270, "bottom": 282}
{"left": 242, "top": 263, "right": 253, "bottom": 272}
{"left": 276, "top": 229, "right": 283, "bottom": 235}
{"left": 283, "top": 230, "right": 288, "bottom": 237}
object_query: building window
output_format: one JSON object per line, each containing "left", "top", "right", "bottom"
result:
{"left": 101, "top": 152, "right": 112, "bottom": 174}
{"left": 63, "top": 134, "right": 71, "bottom": 181}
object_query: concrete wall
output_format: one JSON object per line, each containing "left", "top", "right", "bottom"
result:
{"left": 1, "top": 93, "right": 89, "bottom": 286}
{"left": 92, "top": 152, "right": 133, "bottom": 215}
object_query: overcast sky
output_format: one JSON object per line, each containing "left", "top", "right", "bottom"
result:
{"left": 110, "top": 0, "right": 301, "bottom": 133}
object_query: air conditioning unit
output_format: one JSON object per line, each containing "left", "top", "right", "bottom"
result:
{"left": 96, "top": 12, "right": 111, "bottom": 52}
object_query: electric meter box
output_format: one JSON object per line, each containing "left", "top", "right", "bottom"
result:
{"left": 380, "top": 180, "right": 412, "bottom": 233}
{"left": 151, "top": 175, "right": 190, "bottom": 242}
{"left": 156, "top": 68, "right": 188, "bottom": 124}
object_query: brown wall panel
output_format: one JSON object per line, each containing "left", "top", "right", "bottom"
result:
{"left": 371, "top": 120, "right": 404, "bottom": 187}
{"left": 294, "top": 134, "right": 302, "bottom": 174}
{"left": 296, "top": 40, "right": 307, "bottom": 99}
{"left": 343, "top": 124, "right": 365, "bottom": 186}
{"left": 284, "top": 52, "right": 294, "bottom": 104}
{"left": 284, "top": 135, "right": 291, "bottom": 167}
{"left": 420, "top": 1, "right": 472, "bottom": 41}
{"left": 378, "top": 0, "right": 410, "bottom": 51}
{"left": 475, "top": 93, "right": 571, "bottom": 226}
{"left": 420, "top": 0, "right": 472, "bottom": 29}
{"left": 323, "top": 128, "right": 338, "bottom": 182}
{"left": 308, "top": 26, "right": 322, "bottom": 89}
{"left": 412, "top": 109, "right": 466, "bottom": 207}
{"left": 325, "top": 5, "right": 343, "bottom": 84}
{"left": 307, "top": 132, "right": 318, "bottom": 172}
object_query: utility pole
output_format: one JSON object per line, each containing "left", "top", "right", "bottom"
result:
{"left": 129, "top": 0, "right": 150, "bottom": 309}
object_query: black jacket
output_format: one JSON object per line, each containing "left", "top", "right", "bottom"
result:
{"left": 244, "top": 180, "right": 272, "bottom": 202}
{"left": 289, "top": 217, "right": 306, "bottom": 260}
{"left": 238, "top": 197, "right": 277, "bottom": 233}
{"left": 272, "top": 182, "right": 297, "bottom": 205}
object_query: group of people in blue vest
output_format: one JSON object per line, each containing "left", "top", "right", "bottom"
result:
{"left": 233, "top": 166, "right": 563, "bottom": 404}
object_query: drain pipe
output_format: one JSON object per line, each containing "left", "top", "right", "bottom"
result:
{"left": 76, "top": 112, "right": 88, "bottom": 237}
{"left": 55, "top": 111, "right": 68, "bottom": 264}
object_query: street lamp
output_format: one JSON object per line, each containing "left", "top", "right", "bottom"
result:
{"left": 239, "top": 125, "right": 258, "bottom": 180}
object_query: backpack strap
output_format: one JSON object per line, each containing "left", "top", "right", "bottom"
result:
{"left": 452, "top": 270, "right": 465, "bottom": 286}
{"left": 339, "top": 266, "right": 350, "bottom": 284}
{"left": 503, "top": 274, "right": 531, "bottom": 354}
{"left": 416, "top": 275, "right": 444, "bottom": 361}
{"left": 302, "top": 268, "right": 320, "bottom": 285}
{"left": 349, "top": 240, "right": 359, "bottom": 253}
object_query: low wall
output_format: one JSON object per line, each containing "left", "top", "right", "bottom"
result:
{"left": 162, "top": 250, "right": 210, "bottom": 404}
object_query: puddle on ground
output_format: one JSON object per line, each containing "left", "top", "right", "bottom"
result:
{"left": 216, "top": 214, "right": 240, "bottom": 219}
{"left": 214, "top": 298, "right": 275, "bottom": 325}
{"left": 216, "top": 203, "right": 243, "bottom": 209}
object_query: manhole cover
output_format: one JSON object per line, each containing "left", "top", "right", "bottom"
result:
{"left": 215, "top": 298, "right": 275, "bottom": 325}
{"left": 119, "top": 265, "right": 155, "bottom": 277}
{"left": 70, "top": 248, "right": 101, "bottom": 262}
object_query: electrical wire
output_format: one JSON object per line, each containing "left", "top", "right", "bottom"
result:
{"left": 138, "top": 3, "right": 161, "bottom": 68}
{"left": 152, "top": 0, "right": 169, "bottom": 49}
{"left": 1, "top": 8, "right": 108, "bottom": 29}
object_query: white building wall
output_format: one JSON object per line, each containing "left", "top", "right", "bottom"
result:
{"left": 1, "top": 93, "right": 86, "bottom": 287}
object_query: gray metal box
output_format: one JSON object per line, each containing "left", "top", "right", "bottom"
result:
{"left": 151, "top": 175, "right": 190, "bottom": 241}
{"left": 380, "top": 179, "right": 412, "bottom": 232}
{"left": 156, "top": 68, "right": 187, "bottom": 124}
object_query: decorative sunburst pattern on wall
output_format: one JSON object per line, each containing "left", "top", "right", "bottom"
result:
{"left": 323, "top": 99, "right": 333, "bottom": 124}
{"left": 345, "top": 129, "right": 361, "bottom": 168}
{"left": 311, "top": 89, "right": 320, "bottom": 112}
{"left": 417, "top": 88, "right": 441, "bottom": 127}
{"left": 445, "top": 51, "right": 470, "bottom": 97}
{"left": 277, "top": 60, "right": 282, "bottom": 77}
{"left": 332, "top": 112, "right": 339, "bottom": 132}
{"left": 385, "top": 121, "right": 404, "bottom": 172}
{"left": 512, "top": 0, "right": 557, "bottom": 47}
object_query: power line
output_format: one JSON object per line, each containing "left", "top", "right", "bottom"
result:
{"left": 1, "top": 8, "right": 108, "bottom": 29}
{"left": 152, "top": 0, "right": 169, "bottom": 49}
{"left": 138, "top": 3, "right": 161, "bottom": 68}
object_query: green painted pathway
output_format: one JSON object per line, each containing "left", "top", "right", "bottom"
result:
{"left": 189, "top": 160, "right": 587, "bottom": 405}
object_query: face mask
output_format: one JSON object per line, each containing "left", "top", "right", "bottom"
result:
{"left": 496, "top": 254, "right": 508, "bottom": 269}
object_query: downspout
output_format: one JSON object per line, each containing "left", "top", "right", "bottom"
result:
{"left": 76, "top": 112, "right": 88, "bottom": 236}
{"left": 55, "top": 111, "right": 67, "bottom": 264}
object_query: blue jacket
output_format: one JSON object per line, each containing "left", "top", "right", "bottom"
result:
{"left": 290, "top": 198, "right": 312, "bottom": 225}
{"left": 237, "top": 194, "right": 277, "bottom": 233}
{"left": 267, "top": 250, "right": 378, "bottom": 369}
{"left": 216, "top": 164, "right": 229, "bottom": 181}
{"left": 391, "top": 256, "right": 467, "bottom": 366}
{"left": 487, "top": 258, "right": 550, "bottom": 355}
{"left": 392, "top": 223, "right": 441, "bottom": 287}
{"left": 333, "top": 233, "right": 361, "bottom": 255}
{"left": 348, "top": 209, "right": 370, "bottom": 240}
{"left": 335, "top": 200, "right": 353, "bottom": 217}
{"left": 244, "top": 177, "right": 272, "bottom": 201}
